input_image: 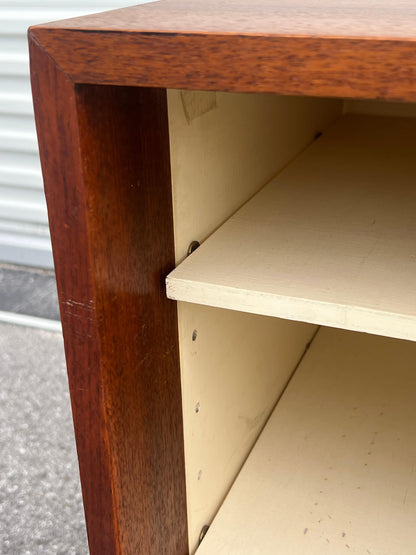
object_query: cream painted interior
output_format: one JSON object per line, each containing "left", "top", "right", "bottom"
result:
{"left": 167, "top": 114, "right": 416, "bottom": 342}
{"left": 167, "top": 90, "right": 342, "bottom": 263}
{"left": 344, "top": 98, "right": 416, "bottom": 118}
{"left": 197, "top": 328, "right": 416, "bottom": 554}
{"left": 167, "top": 91, "right": 416, "bottom": 553}
{"left": 167, "top": 90, "right": 342, "bottom": 552}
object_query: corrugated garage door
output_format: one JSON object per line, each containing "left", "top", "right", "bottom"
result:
{"left": 0, "top": 1, "right": 150, "bottom": 268}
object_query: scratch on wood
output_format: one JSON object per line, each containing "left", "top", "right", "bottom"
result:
{"left": 65, "top": 299, "right": 95, "bottom": 310}
{"left": 64, "top": 299, "right": 96, "bottom": 323}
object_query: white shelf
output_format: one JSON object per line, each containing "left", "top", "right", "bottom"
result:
{"left": 197, "top": 327, "right": 416, "bottom": 555}
{"left": 166, "top": 114, "right": 416, "bottom": 341}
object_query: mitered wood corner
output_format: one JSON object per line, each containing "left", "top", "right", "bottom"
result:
{"left": 29, "top": 32, "right": 188, "bottom": 555}
{"left": 29, "top": 0, "right": 416, "bottom": 102}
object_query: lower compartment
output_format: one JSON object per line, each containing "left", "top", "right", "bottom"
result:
{"left": 197, "top": 327, "right": 416, "bottom": 554}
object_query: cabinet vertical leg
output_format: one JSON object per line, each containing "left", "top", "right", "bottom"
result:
{"left": 30, "top": 37, "right": 188, "bottom": 555}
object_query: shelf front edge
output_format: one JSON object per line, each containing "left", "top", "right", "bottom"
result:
{"left": 167, "top": 277, "right": 416, "bottom": 343}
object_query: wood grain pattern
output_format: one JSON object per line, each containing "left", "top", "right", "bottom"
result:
{"left": 29, "top": 35, "right": 187, "bottom": 555}
{"left": 30, "top": 30, "right": 416, "bottom": 103}
{"left": 30, "top": 0, "right": 416, "bottom": 102}
{"left": 32, "top": 0, "right": 416, "bottom": 38}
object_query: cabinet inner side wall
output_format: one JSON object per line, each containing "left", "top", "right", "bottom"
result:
{"left": 167, "top": 90, "right": 342, "bottom": 552}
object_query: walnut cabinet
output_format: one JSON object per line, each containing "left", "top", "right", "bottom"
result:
{"left": 29, "top": 2, "right": 416, "bottom": 553}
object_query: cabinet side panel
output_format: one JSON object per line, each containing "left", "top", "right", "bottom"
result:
{"left": 29, "top": 38, "right": 120, "bottom": 554}
{"left": 75, "top": 85, "right": 188, "bottom": 555}
{"left": 167, "top": 90, "right": 342, "bottom": 551}
{"left": 31, "top": 35, "right": 188, "bottom": 554}
{"left": 178, "top": 303, "right": 314, "bottom": 552}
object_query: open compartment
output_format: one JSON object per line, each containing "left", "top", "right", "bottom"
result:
{"left": 198, "top": 326, "right": 416, "bottom": 554}
{"left": 167, "top": 113, "right": 416, "bottom": 342}
{"left": 165, "top": 91, "right": 416, "bottom": 553}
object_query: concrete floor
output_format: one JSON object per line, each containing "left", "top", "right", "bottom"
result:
{"left": 0, "top": 266, "right": 88, "bottom": 554}
{"left": 0, "top": 265, "right": 60, "bottom": 322}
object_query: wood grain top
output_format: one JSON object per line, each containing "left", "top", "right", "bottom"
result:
{"left": 29, "top": 1, "right": 416, "bottom": 105}
{"left": 35, "top": 0, "right": 416, "bottom": 39}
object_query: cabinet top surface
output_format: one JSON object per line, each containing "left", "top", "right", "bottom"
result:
{"left": 29, "top": 0, "right": 416, "bottom": 101}
{"left": 35, "top": 0, "right": 416, "bottom": 39}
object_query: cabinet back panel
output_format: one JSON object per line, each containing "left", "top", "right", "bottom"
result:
{"left": 344, "top": 99, "right": 416, "bottom": 118}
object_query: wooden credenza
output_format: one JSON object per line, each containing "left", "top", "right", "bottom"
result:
{"left": 29, "top": 2, "right": 416, "bottom": 553}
